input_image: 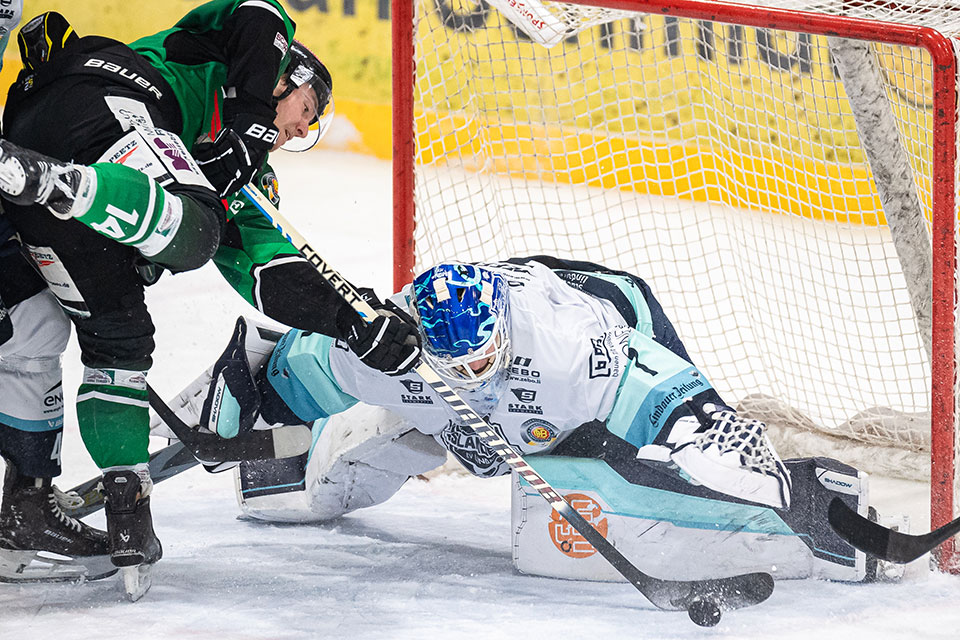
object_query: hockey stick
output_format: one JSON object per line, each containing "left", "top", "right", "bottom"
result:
{"left": 64, "top": 441, "right": 196, "bottom": 520}
{"left": 64, "top": 385, "right": 312, "bottom": 519}
{"left": 240, "top": 184, "right": 775, "bottom": 625}
{"left": 147, "top": 384, "right": 312, "bottom": 466}
{"left": 828, "top": 496, "right": 960, "bottom": 563}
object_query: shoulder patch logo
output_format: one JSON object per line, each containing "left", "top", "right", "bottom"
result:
{"left": 400, "top": 379, "right": 423, "bottom": 394}
{"left": 510, "top": 388, "right": 537, "bottom": 403}
{"left": 273, "top": 32, "right": 288, "bottom": 56}
{"left": 521, "top": 418, "right": 557, "bottom": 446}
{"left": 261, "top": 172, "right": 280, "bottom": 205}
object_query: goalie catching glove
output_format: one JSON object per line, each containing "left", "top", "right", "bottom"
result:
{"left": 193, "top": 112, "right": 278, "bottom": 197}
{"left": 336, "top": 289, "right": 421, "bottom": 377}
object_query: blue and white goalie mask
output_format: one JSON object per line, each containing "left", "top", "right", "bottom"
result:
{"left": 413, "top": 263, "right": 511, "bottom": 394}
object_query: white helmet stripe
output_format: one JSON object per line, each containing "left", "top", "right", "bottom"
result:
{"left": 433, "top": 275, "right": 450, "bottom": 303}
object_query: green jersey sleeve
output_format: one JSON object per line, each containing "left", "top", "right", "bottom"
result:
{"left": 214, "top": 163, "right": 298, "bottom": 305}
{"left": 213, "top": 163, "right": 356, "bottom": 339}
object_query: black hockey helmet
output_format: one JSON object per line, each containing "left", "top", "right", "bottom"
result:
{"left": 277, "top": 40, "right": 334, "bottom": 152}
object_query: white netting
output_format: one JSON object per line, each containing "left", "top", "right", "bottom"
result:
{"left": 505, "top": 0, "right": 960, "bottom": 38}
{"left": 405, "top": 0, "right": 958, "bottom": 507}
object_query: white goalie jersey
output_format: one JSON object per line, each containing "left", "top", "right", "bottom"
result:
{"left": 325, "top": 260, "right": 636, "bottom": 477}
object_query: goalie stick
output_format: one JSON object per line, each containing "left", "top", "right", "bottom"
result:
{"left": 828, "top": 496, "right": 959, "bottom": 564}
{"left": 240, "top": 184, "right": 775, "bottom": 625}
{"left": 64, "top": 385, "right": 312, "bottom": 519}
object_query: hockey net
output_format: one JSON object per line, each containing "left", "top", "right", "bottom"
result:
{"left": 392, "top": 0, "right": 960, "bottom": 569}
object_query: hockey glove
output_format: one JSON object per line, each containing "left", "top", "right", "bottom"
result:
{"left": 337, "top": 289, "right": 422, "bottom": 376}
{"left": 193, "top": 113, "right": 279, "bottom": 197}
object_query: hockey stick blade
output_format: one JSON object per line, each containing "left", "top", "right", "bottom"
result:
{"left": 554, "top": 499, "right": 774, "bottom": 611}
{"left": 64, "top": 389, "right": 312, "bottom": 519}
{"left": 64, "top": 442, "right": 198, "bottom": 519}
{"left": 241, "top": 183, "right": 775, "bottom": 618}
{"left": 147, "top": 384, "right": 312, "bottom": 464}
{"left": 828, "top": 497, "right": 960, "bottom": 563}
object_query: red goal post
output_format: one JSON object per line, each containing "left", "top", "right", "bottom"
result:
{"left": 392, "top": 0, "right": 959, "bottom": 570}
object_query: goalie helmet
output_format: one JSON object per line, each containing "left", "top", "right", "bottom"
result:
{"left": 277, "top": 40, "right": 335, "bottom": 152}
{"left": 413, "top": 263, "right": 511, "bottom": 394}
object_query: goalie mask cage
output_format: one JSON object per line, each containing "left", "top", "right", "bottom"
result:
{"left": 391, "top": 0, "right": 960, "bottom": 571}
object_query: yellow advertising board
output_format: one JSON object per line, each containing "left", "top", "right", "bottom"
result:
{"left": 2, "top": 1, "right": 935, "bottom": 224}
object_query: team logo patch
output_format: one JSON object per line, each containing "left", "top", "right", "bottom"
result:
{"left": 521, "top": 418, "right": 557, "bottom": 446}
{"left": 439, "top": 422, "right": 508, "bottom": 478}
{"left": 261, "top": 172, "right": 280, "bottom": 205}
{"left": 400, "top": 380, "right": 423, "bottom": 394}
{"left": 152, "top": 137, "right": 191, "bottom": 171}
{"left": 399, "top": 378, "right": 432, "bottom": 405}
{"left": 549, "top": 493, "right": 607, "bottom": 558}
{"left": 510, "top": 388, "right": 537, "bottom": 403}
{"left": 273, "top": 32, "right": 288, "bottom": 56}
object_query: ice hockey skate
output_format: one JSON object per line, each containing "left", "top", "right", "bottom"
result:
{"left": 0, "top": 138, "right": 95, "bottom": 219}
{"left": 102, "top": 467, "right": 163, "bottom": 601}
{"left": 0, "top": 462, "right": 115, "bottom": 583}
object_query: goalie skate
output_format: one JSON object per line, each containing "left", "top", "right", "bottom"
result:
{"left": 864, "top": 507, "right": 908, "bottom": 582}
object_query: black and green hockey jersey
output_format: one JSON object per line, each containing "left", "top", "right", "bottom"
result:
{"left": 131, "top": 1, "right": 354, "bottom": 337}
{"left": 129, "top": 0, "right": 296, "bottom": 151}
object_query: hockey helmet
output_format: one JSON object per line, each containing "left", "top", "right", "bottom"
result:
{"left": 277, "top": 40, "right": 335, "bottom": 152}
{"left": 413, "top": 263, "right": 511, "bottom": 392}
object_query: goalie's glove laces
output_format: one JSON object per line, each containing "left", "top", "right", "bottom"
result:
{"left": 337, "top": 288, "right": 422, "bottom": 376}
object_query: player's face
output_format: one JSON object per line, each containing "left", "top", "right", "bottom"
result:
{"left": 462, "top": 334, "right": 500, "bottom": 376}
{"left": 272, "top": 81, "right": 320, "bottom": 151}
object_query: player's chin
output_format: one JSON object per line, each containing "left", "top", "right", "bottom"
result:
{"left": 270, "top": 137, "right": 286, "bottom": 152}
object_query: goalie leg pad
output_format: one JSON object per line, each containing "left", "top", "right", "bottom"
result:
{"left": 511, "top": 455, "right": 869, "bottom": 583}
{"left": 236, "top": 404, "right": 447, "bottom": 523}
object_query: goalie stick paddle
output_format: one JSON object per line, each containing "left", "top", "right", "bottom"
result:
{"left": 64, "top": 385, "right": 312, "bottom": 519}
{"left": 240, "top": 184, "right": 776, "bottom": 621}
{"left": 828, "top": 496, "right": 960, "bottom": 563}
{"left": 146, "top": 384, "right": 312, "bottom": 465}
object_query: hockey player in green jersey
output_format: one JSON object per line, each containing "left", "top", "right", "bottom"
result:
{"left": 0, "top": 2, "right": 419, "bottom": 598}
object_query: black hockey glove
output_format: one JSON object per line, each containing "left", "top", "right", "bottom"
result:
{"left": 193, "top": 113, "right": 279, "bottom": 197}
{"left": 336, "top": 289, "right": 422, "bottom": 377}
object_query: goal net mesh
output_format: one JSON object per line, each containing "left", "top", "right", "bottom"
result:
{"left": 404, "top": 0, "right": 958, "bottom": 507}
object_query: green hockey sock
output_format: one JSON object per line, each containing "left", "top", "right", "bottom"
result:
{"left": 76, "top": 367, "right": 150, "bottom": 469}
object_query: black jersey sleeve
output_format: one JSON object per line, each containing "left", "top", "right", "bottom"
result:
{"left": 219, "top": 2, "right": 295, "bottom": 122}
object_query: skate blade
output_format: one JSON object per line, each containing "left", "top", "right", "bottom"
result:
{"left": 121, "top": 564, "right": 153, "bottom": 602}
{"left": 0, "top": 548, "right": 117, "bottom": 583}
